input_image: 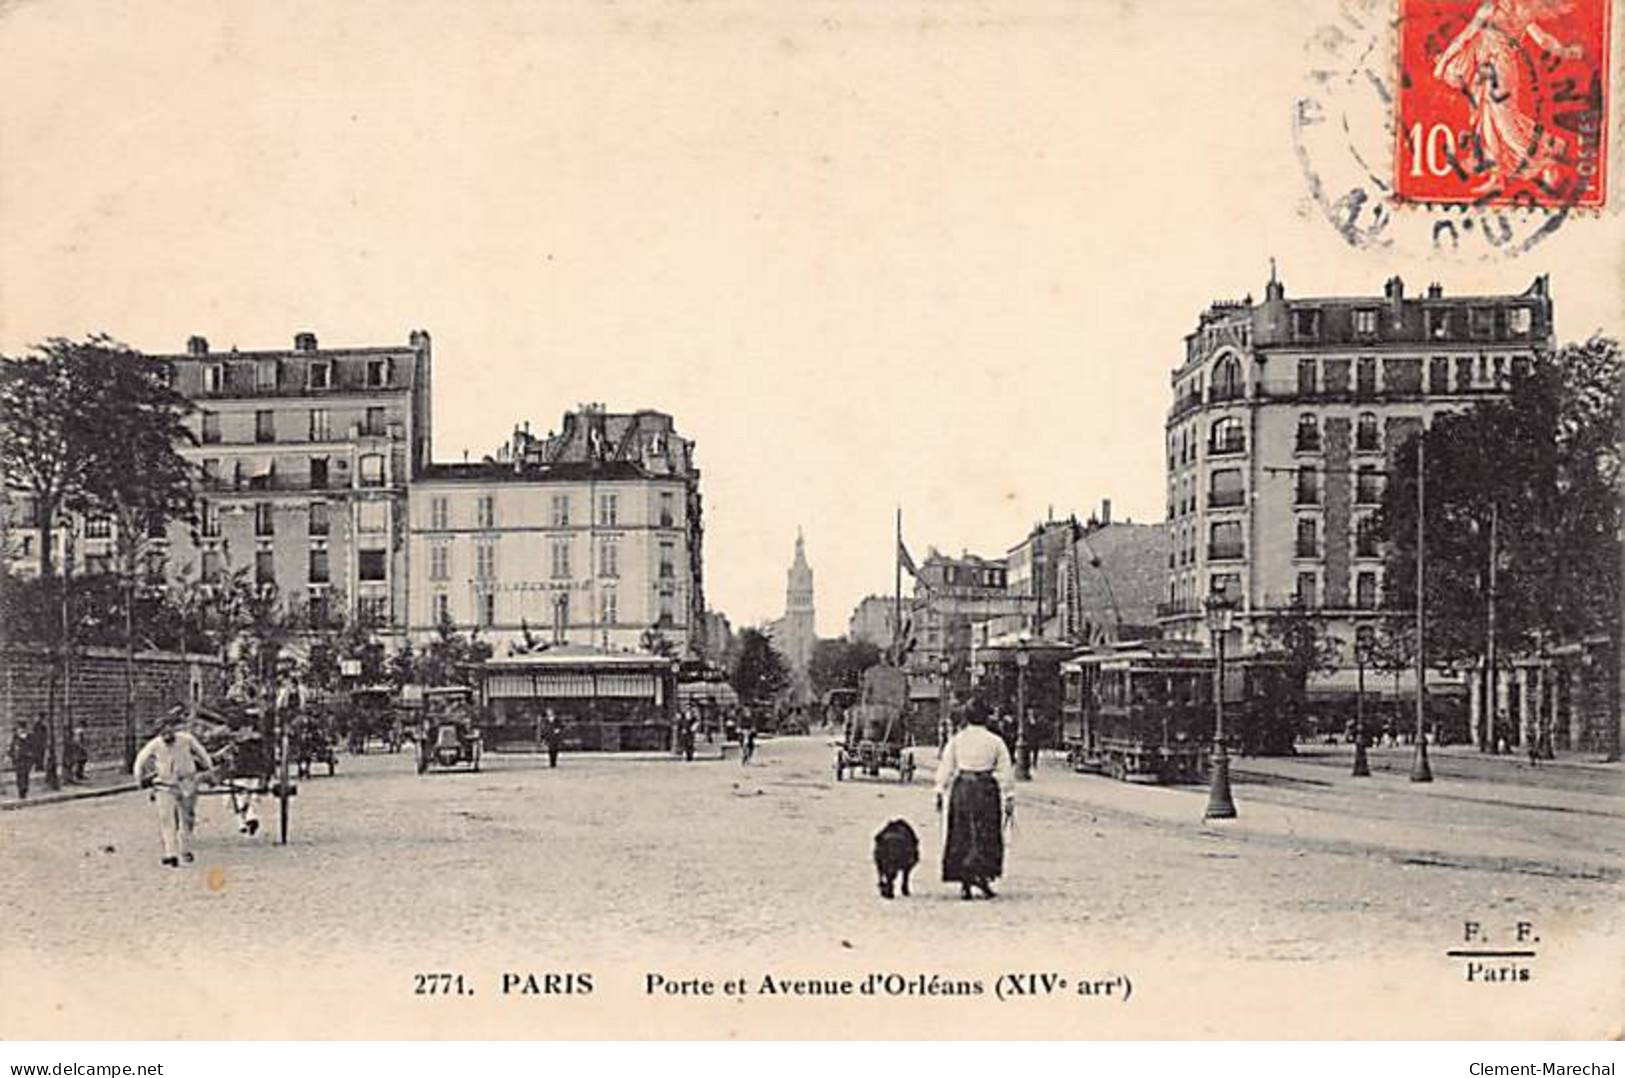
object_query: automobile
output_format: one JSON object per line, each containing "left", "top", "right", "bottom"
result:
{"left": 415, "top": 686, "right": 483, "bottom": 774}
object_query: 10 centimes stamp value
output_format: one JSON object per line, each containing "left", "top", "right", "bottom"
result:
{"left": 1396, "top": 0, "right": 1610, "bottom": 208}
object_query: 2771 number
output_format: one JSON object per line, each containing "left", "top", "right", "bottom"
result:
{"left": 414, "top": 972, "right": 471, "bottom": 996}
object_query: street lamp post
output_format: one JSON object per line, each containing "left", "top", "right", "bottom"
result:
{"left": 1353, "top": 627, "right": 1372, "bottom": 777}
{"left": 1014, "top": 639, "right": 1032, "bottom": 781}
{"left": 1411, "top": 434, "right": 1433, "bottom": 782}
{"left": 937, "top": 654, "right": 951, "bottom": 758}
{"left": 1204, "top": 588, "right": 1238, "bottom": 819}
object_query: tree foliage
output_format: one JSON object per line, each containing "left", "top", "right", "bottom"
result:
{"left": 807, "top": 637, "right": 882, "bottom": 700}
{"left": 1376, "top": 337, "right": 1622, "bottom": 663}
{"left": 1253, "top": 601, "right": 1342, "bottom": 685}
{"left": 416, "top": 612, "right": 493, "bottom": 687}
{"left": 730, "top": 628, "right": 789, "bottom": 705}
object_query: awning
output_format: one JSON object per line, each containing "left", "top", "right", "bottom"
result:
{"left": 1307, "top": 668, "right": 1467, "bottom": 698}
{"left": 487, "top": 671, "right": 660, "bottom": 700}
{"left": 678, "top": 681, "right": 739, "bottom": 706}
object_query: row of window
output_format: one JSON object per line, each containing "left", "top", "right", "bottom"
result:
{"left": 428, "top": 491, "right": 680, "bottom": 531}
{"left": 194, "top": 357, "right": 394, "bottom": 395}
{"left": 192, "top": 544, "right": 388, "bottom": 586}
{"left": 199, "top": 454, "right": 387, "bottom": 492}
{"left": 1290, "top": 304, "right": 1532, "bottom": 342}
{"left": 1168, "top": 463, "right": 1386, "bottom": 520}
{"left": 195, "top": 498, "right": 390, "bottom": 539}
{"left": 1173, "top": 351, "right": 1531, "bottom": 430}
{"left": 436, "top": 587, "right": 679, "bottom": 631}
{"left": 1167, "top": 570, "right": 1384, "bottom": 612}
{"left": 427, "top": 536, "right": 678, "bottom": 582}
{"left": 1169, "top": 515, "right": 1385, "bottom": 568}
{"left": 199, "top": 406, "right": 393, "bottom": 446}
{"left": 1296, "top": 353, "right": 1528, "bottom": 397}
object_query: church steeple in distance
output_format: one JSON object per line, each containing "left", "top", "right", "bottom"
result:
{"left": 777, "top": 529, "right": 816, "bottom": 696}
{"left": 786, "top": 527, "right": 814, "bottom": 616}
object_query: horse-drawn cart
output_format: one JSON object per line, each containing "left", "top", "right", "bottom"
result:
{"left": 832, "top": 665, "right": 916, "bottom": 783}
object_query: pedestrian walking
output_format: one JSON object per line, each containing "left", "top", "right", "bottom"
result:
{"left": 934, "top": 701, "right": 1014, "bottom": 901}
{"left": 131, "top": 707, "right": 215, "bottom": 867}
{"left": 29, "top": 715, "right": 50, "bottom": 779}
{"left": 9, "top": 723, "right": 34, "bottom": 799}
{"left": 679, "top": 711, "right": 697, "bottom": 762}
{"left": 221, "top": 707, "right": 272, "bottom": 836}
{"left": 739, "top": 710, "right": 756, "bottom": 765}
{"left": 543, "top": 709, "right": 564, "bottom": 768}
{"left": 62, "top": 726, "right": 88, "bottom": 784}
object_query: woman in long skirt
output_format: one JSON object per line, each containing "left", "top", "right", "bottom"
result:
{"left": 935, "top": 704, "right": 1015, "bottom": 900}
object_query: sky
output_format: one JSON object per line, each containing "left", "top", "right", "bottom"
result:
{"left": 2, "top": 0, "right": 1621, "bottom": 636}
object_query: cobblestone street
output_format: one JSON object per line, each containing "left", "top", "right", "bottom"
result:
{"left": 3, "top": 736, "right": 1620, "bottom": 1038}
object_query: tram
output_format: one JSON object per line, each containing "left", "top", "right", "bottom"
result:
{"left": 1061, "top": 642, "right": 1302, "bottom": 783}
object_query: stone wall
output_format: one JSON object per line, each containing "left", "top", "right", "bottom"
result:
{"left": 0, "top": 646, "right": 225, "bottom": 764}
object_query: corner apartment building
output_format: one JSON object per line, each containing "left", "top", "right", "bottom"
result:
{"left": 155, "top": 331, "right": 433, "bottom": 638}
{"left": 408, "top": 406, "right": 704, "bottom": 656}
{"left": 1161, "top": 272, "right": 1554, "bottom": 656}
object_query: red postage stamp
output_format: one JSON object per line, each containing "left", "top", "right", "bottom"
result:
{"left": 1396, "top": 0, "right": 1611, "bottom": 207}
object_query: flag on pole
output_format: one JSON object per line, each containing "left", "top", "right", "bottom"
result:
{"left": 897, "top": 538, "right": 919, "bottom": 579}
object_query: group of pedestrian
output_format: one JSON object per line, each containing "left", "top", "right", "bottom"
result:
{"left": 7, "top": 715, "right": 88, "bottom": 799}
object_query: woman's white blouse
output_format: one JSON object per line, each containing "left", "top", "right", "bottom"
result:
{"left": 934, "top": 725, "right": 1014, "bottom": 799}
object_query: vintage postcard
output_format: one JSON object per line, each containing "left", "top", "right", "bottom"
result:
{"left": 1, "top": 0, "right": 1621, "bottom": 1043}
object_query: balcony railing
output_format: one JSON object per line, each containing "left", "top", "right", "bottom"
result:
{"left": 1295, "top": 434, "right": 1321, "bottom": 452}
{"left": 1208, "top": 489, "right": 1245, "bottom": 508}
{"left": 1295, "top": 541, "right": 1319, "bottom": 558}
{"left": 1156, "top": 599, "right": 1204, "bottom": 619}
{"left": 1208, "top": 438, "right": 1246, "bottom": 457}
{"left": 1208, "top": 543, "right": 1245, "bottom": 561}
{"left": 1295, "top": 487, "right": 1320, "bottom": 506}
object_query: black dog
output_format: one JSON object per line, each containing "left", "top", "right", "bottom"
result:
{"left": 873, "top": 818, "right": 920, "bottom": 899}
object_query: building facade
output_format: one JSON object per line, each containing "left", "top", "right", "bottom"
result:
{"left": 990, "top": 502, "right": 1166, "bottom": 646}
{"left": 157, "top": 331, "right": 433, "bottom": 639}
{"left": 846, "top": 595, "right": 896, "bottom": 650}
{"left": 1161, "top": 272, "right": 1554, "bottom": 661}
{"left": 407, "top": 406, "right": 703, "bottom": 656}
{"left": 905, "top": 550, "right": 1031, "bottom": 675}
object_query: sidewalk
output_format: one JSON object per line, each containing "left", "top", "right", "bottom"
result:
{"left": 1010, "top": 747, "right": 1624, "bottom": 882}
{"left": 2, "top": 762, "right": 138, "bottom": 811}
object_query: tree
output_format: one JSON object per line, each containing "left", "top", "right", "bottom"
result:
{"left": 1, "top": 337, "right": 198, "bottom": 779}
{"left": 807, "top": 637, "right": 882, "bottom": 700}
{"left": 1253, "top": 602, "right": 1342, "bottom": 687}
{"left": 1376, "top": 338, "right": 1622, "bottom": 742}
{"left": 419, "top": 612, "right": 492, "bottom": 687}
{"left": 730, "top": 628, "right": 789, "bottom": 705}
{"left": 76, "top": 344, "right": 196, "bottom": 764}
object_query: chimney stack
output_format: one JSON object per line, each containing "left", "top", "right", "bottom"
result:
{"left": 1101, "top": 498, "right": 1112, "bottom": 525}
{"left": 294, "top": 332, "right": 318, "bottom": 352}
{"left": 1384, "top": 276, "right": 1405, "bottom": 303}
{"left": 186, "top": 336, "right": 209, "bottom": 356}
{"left": 1427, "top": 282, "right": 1443, "bottom": 299}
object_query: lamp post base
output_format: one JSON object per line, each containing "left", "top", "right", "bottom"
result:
{"left": 1204, "top": 745, "right": 1237, "bottom": 819}
{"left": 1352, "top": 737, "right": 1371, "bottom": 777}
{"left": 1409, "top": 740, "right": 1433, "bottom": 782}
{"left": 1014, "top": 739, "right": 1032, "bottom": 782}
